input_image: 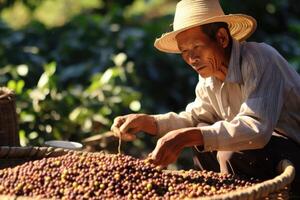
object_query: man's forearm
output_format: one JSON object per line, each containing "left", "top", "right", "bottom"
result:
{"left": 143, "top": 115, "right": 158, "bottom": 136}
{"left": 162, "top": 127, "right": 204, "bottom": 150}
{"left": 176, "top": 127, "right": 204, "bottom": 148}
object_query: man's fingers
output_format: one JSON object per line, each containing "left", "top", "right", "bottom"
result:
{"left": 150, "top": 153, "right": 175, "bottom": 167}
{"left": 111, "top": 117, "right": 130, "bottom": 139}
{"left": 149, "top": 147, "right": 163, "bottom": 165}
{"left": 111, "top": 126, "right": 137, "bottom": 141}
{"left": 111, "top": 117, "right": 125, "bottom": 130}
{"left": 119, "top": 122, "right": 139, "bottom": 139}
{"left": 111, "top": 114, "right": 141, "bottom": 141}
{"left": 119, "top": 119, "right": 134, "bottom": 133}
{"left": 111, "top": 126, "right": 121, "bottom": 138}
{"left": 149, "top": 140, "right": 181, "bottom": 167}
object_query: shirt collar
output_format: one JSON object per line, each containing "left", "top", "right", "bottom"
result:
{"left": 203, "top": 76, "right": 214, "bottom": 88}
{"left": 224, "top": 39, "right": 243, "bottom": 84}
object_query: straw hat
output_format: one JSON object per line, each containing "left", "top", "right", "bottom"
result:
{"left": 154, "top": 0, "right": 257, "bottom": 53}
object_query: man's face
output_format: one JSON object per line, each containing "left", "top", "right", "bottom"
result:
{"left": 175, "top": 26, "right": 228, "bottom": 79}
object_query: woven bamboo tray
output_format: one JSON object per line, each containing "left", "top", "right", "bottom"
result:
{"left": 0, "top": 87, "right": 19, "bottom": 146}
{"left": 0, "top": 146, "right": 295, "bottom": 200}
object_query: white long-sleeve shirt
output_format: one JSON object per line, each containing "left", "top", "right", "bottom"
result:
{"left": 153, "top": 39, "right": 300, "bottom": 152}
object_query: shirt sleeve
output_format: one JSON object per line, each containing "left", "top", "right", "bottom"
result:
{"left": 153, "top": 78, "right": 219, "bottom": 137}
{"left": 201, "top": 45, "right": 286, "bottom": 151}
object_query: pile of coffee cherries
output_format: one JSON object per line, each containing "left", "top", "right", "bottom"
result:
{"left": 0, "top": 152, "right": 258, "bottom": 199}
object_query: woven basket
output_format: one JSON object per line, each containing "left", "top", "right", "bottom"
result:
{"left": 0, "top": 87, "right": 19, "bottom": 146}
{"left": 0, "top": 146, "right": 295, "bottom": 200}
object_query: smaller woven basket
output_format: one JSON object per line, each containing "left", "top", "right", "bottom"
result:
{"left": 0, "top": 146, "right": 295, "bottom": 200}
{"left": 0, "top": 87, "right": 19, "bottom": 146}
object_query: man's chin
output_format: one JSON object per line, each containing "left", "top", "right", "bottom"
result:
{"left": 197, "top": 72, "right": 209, "bottom": 78}
{"left": 196, "top": 68, "right": 209, "bottom": 77}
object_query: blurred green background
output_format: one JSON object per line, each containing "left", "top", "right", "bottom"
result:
{"left": 0, "top": 0, "right": 300, "bottom": 169}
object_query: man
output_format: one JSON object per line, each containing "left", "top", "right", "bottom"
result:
{"left": 111, "top": 0, "right": 300, "bottom": 192}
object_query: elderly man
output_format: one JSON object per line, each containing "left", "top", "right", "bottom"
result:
{"left": 111, "top": 0, "right": 300, "bottom": 192}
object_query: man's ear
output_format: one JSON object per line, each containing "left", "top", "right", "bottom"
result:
{"left": 216, "top": 28, "right": 230, "bottom": 48}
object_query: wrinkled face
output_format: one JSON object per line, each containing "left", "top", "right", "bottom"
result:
{"left": 175, "top": 26, "right": 228, "bottom": 79}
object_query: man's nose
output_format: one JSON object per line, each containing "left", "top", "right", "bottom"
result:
{"left": 188, "top": 51, "right": 200, "bottom": 65}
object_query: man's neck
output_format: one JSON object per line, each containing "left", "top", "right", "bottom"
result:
{"left": 216, "top": 38, "right": 232, "bottom": 82}
{"left": 214, "top": 64, "right": 228, "bottom": 82}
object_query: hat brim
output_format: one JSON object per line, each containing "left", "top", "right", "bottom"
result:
{"left": 154, "top": 14, "right": 257, "bottom": 54}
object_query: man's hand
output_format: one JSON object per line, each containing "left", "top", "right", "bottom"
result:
{"left": 149, "top": 127, "right": 203, "bottom": 167}
{"left": 111, "top": 114, "right": 157, "bottom": 141}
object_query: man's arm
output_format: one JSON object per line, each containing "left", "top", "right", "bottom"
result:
{"left": 150, "top": 127, "right": 204, "bottom": 167}
{"left": 153, "top": 80, "right": 219, "bottom": 137}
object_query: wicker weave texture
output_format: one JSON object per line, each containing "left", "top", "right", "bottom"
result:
{"left": 0, "top": 87, "right": 19, "bottom": 146}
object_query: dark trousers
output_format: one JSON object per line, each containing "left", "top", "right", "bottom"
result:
{"left": 192, "top": 133, "right": 300, "bottom": 193}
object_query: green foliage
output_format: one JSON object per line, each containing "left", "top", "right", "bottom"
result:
{"left": 4, "top": 56, "right": 142, "bottom": 146}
